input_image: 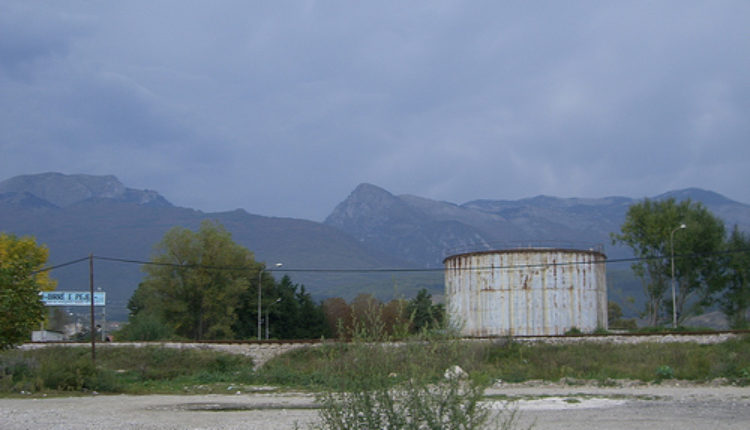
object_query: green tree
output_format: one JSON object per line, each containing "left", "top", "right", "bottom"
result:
{"left": 248, "top": 275, "right": 329, "bottom": 339}
{"left": 718, "top": 227, "right": 750, "bottom": 329}
{"left": 607, "top": 301, "right": 623, "bottom": 327}
{"left": 0, "top": 233, "right": 57, "bottom": 349}
{"left": 232, "top": 262, "right": 277, "bottom": 340}
{"left": 291, "top": 283, "right": 328, "bottom": 339}
{"left": 406, "top": 288, "right": 445, "bottom": 333}
{"left": 117, "top": 312, "right": 175, "bottom": 341}
{"left": 129, "top": 221, "right": 258, "bottom": 340}
{"left": 244, "top": 274, "right": 297, "bottom": 339}
{"left": 612, "top": 198, "right": 725, "bottom": 326}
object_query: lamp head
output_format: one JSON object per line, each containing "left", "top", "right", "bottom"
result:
{"left": 679, "top": 224, "right": 687, "bottom": 229}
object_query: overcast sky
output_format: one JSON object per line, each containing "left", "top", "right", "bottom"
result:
{"left": 1, "top": 1, "right": 748, "bottom": 220}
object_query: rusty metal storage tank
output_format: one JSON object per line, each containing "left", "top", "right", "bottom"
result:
{"left": 444, "top": 248, "right": 607, "bottom": 336}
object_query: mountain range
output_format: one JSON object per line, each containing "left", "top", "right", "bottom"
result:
{"left": 2, "top": 172, "right": 749, "bottom": 320}
{"left": 326, "top": 183, "right": 750, "bottom": 264}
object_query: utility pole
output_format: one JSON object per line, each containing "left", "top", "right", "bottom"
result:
{"left": 670, "top": 224, "right": 687, "bottom": 328}
{"left": 89, "top": 253, "right": 96, "bottom": 365}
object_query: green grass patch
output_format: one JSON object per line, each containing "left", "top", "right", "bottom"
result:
{"left": 2, "top": 335, "right": 749, "bottom": 396}
{"left": 261, "top": 334, "right": 750, "bottom": 390}
{"left": 480, "top": 335, "right": 750, "bottom": 384}
{"left": 0, "top": 346, "right": 255, "bottom": 396}
{"left": 258, "top": 340, "right": 491, "bottom": 391}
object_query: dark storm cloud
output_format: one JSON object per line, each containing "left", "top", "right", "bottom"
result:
{"left": 1, "top": 1, "right": 748, "bottom": 219}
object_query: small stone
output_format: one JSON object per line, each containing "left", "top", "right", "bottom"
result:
{"left": 444, "top": 365, "right": 467, "bottom": 380}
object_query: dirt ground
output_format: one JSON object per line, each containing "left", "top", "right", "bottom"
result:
{"left": 1, "top": 382, "right": 749, "bottom": 429}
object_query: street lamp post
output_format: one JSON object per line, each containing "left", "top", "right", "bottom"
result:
{"left": 266, "top": 297, "right": 282, "bottom": 340}
{"left": 257, "top": 262, "right": 282, "bottom": 340}
{"left": 670, "top": 223, "right": 687, "bottom": 328}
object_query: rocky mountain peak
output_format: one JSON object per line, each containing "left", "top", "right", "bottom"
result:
{"left": 0, "top": 172, "right": 171, "bottom": 207}
{"left": 324, "top": 183, "right": 417, "bottom": 230}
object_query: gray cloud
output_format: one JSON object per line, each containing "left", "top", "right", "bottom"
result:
{"left": 1, "top": 1, "right": 748, "bottom": 220}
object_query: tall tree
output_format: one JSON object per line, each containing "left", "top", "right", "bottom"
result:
{"left": 233, "top": 263, "right": 279, "bottom": 340}
{"left": 291, "top": 283, "right": 328, "bottom": 339}
{"left": 718, "top": 227, "right": 750, "bottom": 328}
{"left": 406, "top": 288, "right": 444, "bottom": 333}
{"left": 612, "top": 198, "right": 725, "bottom": 326}
{"left": 244, "top": 275, "right": 329, "bottom": 340}
{"left": 0, "top": 233, "right": 57, "bottom": 349}
{"left": 248, "top": 274, "right": 298, "bottom": 340}
{"left": 131, "top": 220, "right": 258, "bottom": 340}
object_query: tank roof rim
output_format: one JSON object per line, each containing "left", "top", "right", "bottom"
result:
{"left": 442, "top": 248, "right": 607, "bottom": 264}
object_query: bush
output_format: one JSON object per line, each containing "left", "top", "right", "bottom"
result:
{"left": 0, "top": 346, "right": 255, "bottom": 394}
{"left": 0, "top": 347, "right": 114, "bottom": 392}
{"left": 116, "top": 313, "right": 175, "bottom": 341}
{"left": 313, "top": 373, "right": 520, "bottom": 430}
{"left": 38, "top": 351, "right": 95, "bottom": 390}
{"left": 609, "top": 318, "right": 638, "bottom": 330}
{"left": 309, "top": 339, "right": 522, "bottom": 430}
{"left": 96, "top": 346, "right": 253, "bottom": 382}
{"left": 0, "top": 353, "right": 38, "bottom": 392}
{"left": 655, "top": 365, "right": 674, "bottom": 380}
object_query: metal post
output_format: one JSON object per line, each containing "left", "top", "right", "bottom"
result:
{"left": 257, "top": 267, "right": 263, "bottom": 340}
{"left": 89, "top": 254, "right": 96, "bottom": 365}
{"left": 669, "top": 242, "right": 677, "bottom": 328}
{"left": 102, "top": 300, "right": 106, "bottom": 342}
{"left": 266, "top": 297, "right": 281, "bottom": 340}
{"left": 670, "top": 224, "right": 686, "bottom": 328}
{"left": 258, "top": 263, "right": 282, "bottom": 341}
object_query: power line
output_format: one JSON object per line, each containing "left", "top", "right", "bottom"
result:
{"left": 96, "top": 255, "right": 440, "bottom": 273}
{"left": 94, "top": 255, "right": 256, "bottom": 271}
{"left": 31, "top": 256, "right": 90, "bottom": 275}
{"left": 32, "top": 247, "right": 750, "bottom": 276}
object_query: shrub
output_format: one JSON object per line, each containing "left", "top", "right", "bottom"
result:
{"left": 116, "top": 313, "right": 175, "bottom": 341}
{"left": 309, "top": 340, "right": 522, "bottom": 430}
{"left": 0, "top": 346, "right": 255, "bottom": 394}
{"left": 655, "top": 365, "right": 674, "bottom": 380}
{"left": 609, "top": 318, "right": 638, "bottom": 330}
{"left": 313, "top": 374, "right": 520, "bottom": 430}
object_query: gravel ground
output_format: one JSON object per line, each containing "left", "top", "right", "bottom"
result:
{"left": 1, "top": 382, "right": 749, "bottom": 429}
{"left": 487, "top": 380, "right": 750, "bottom": 429}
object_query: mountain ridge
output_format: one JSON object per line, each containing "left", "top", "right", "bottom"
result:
{"left": 325, "top": 182, "right": 750, "bottom": 266}
{"left": 0, "top": 174, "right": 411, "bottom": 319}
{"left": 0, "top": 172, "right": 171, "bottom": 208}
{"left": 2, "top": 173, "right": 749, "bottom": 320}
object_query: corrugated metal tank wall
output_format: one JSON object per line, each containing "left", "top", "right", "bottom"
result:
{"left": 444, "top": 249, "right": 607, "bottom": 336}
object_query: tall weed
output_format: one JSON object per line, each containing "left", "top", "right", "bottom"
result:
{"left": 304, "top": 329, "right": 523, "bottom": 430}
